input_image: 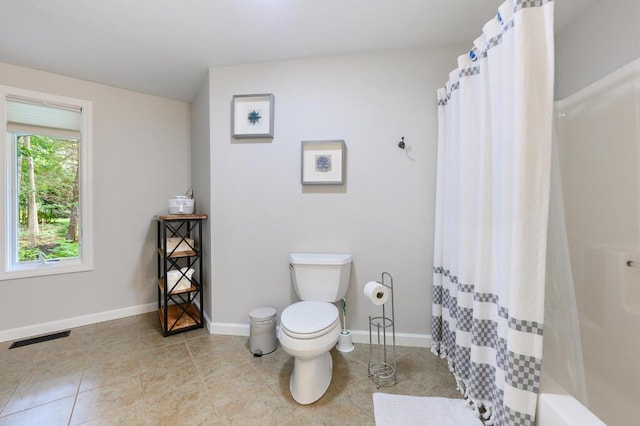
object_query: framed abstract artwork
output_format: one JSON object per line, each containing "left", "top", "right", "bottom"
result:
{"left": 301, "top": 140, "right": 346, "bottom": 185}
{"left": 232, "top": 94, "right": 274, "bottom": 138}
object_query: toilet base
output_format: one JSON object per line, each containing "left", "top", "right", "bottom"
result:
{"left": 289, "top": 352, "right": 333, "bottom": 404}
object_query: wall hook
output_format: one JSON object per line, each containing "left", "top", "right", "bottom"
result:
{"left": 398, "top": 137, "right": 406, "bottom": 150}
{"left": 397, "top": 136, "right": 414, "bottom": 161}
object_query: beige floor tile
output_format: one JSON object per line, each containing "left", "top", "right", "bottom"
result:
{"left": 194, "top": 349, "right": 255, "bottom": 381}
{"left": 335, "top": 343, "right": 373, "bottom": 368}
{"left": 139, "top": 342, "right": 193, "bottom": 373}
{"left": 140, "top": 364, "right": 202, "bottom": 400}
{"left": 95, "top": 316, "right": 142, "bottom": 334}
{"left": 248, "top": 347, "right": 294, "bottom": 387}
{"left": 79, "top": 351, "right": 142, "bottom": 392}
{"left": 144, "top": 381, "right": 221, "bottom": 425}
{"left": 286, "top": 390, "right": 374, "bottom": 426}
{"left": 0, "top": 377, "right": 19, "bottom": 403}
{"left": 333, "top": 352, "right": 370, "bottom": 386}
{"left": 179, "top": 326, "right": 211, "bottom": 342}
{"left": 186, "top": 334, "right": 246, "bottom": 358}
{"left": 79, "top": 401, "right": 145, "bottom": 426}
{"left": 70, "top": 375, "right": 143, "bottom": 425}
{"left": 0, "top": 313, "right": 462, "bottom": 425}
{"left": 283, "top": 408, "right": 374, "bottom": 425}
{"left": 26, "top": 348, "right": 90, "bottom": 379}
{"left": 0, "top": 396, "right": 74, "bottom": 426}
{"left": 0, "top": 343, "right": 44, "bottom": 365}
{"left": 213, "top": 386, "right": 293, "bottom": 424}
{"left": 88, "top": 330, "right": 140, "bottom": 358}
{"left": 203, "top": 364, "right": 269, "bottom": 408}
{"left": 138, "top": 327, "right": 185, "bottom": 349}
{"left": 1, "top": 371, "right": 81, "bottom": 416}
{"left": 0, "top": 387, "right": 16, "bottom": 417}
{"left": 135, "top": 311, "right": 159, "bottom": 329}
{"left": 343, "top": 376, "right": 381, "bottom": 415}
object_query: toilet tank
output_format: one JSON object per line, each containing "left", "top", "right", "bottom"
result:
{"left": 289, "top": 253, "right": 352, "bottom": 302}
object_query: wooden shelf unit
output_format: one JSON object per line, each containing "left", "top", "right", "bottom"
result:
{"left": 157, "top": 278, "right": 198, "bottom": 295}
{"left": 156, "top": 214, "right": 207, "bottom": 336}
{"left": 159, "top": 304, "right": 201, "bottom": 332}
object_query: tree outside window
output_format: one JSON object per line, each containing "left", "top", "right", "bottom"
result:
{"left": 16, "top": 134, "right": 80, "bottom": 262}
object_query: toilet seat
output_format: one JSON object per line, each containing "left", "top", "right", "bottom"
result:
{"left": 281, "top": 301, "right": 339, "bottom": 339}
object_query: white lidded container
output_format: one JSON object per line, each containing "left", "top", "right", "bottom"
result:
{"left": 167, "top": 195, "right": 194, "bottom": 214}
{"left": 248, "top": 307, "right": 277, "bottom": 356}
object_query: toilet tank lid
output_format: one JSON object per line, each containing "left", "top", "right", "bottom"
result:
{"left": 289, "top": 253, "right": 352, "bottom": 265}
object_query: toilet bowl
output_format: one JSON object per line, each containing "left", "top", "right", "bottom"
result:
{"left": 279, "top": 253, "right": 352, "bottom": 404}
{"left": 279, "top": 301, "right": 341, "bottom": 404}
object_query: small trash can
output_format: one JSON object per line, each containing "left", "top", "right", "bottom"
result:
{"left": 249, "top": 307, "right": 277, "bottom": 356}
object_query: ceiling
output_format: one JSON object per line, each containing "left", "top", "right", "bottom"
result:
{"left": 1, "top": 0, "right": 596, "bottom": 102}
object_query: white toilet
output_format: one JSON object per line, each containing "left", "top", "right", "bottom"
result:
{"left": 279, "top": 253, "right": 352, "bottom": 404}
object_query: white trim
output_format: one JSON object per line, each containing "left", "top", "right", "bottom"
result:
{"left": 2, "top": 310, "right": 433, "bottom": 348}
{"left": 206, "top": 318, "right": 432, "bottom": 348}
{"left": 0, "top": 85, "right": 94, "bottom": 280}
{"left": 209, "top": 322, "right": 251, "bottom": 336}
{"left": 349, "top": 329, "right": 432, "bottom": 348}
{"left": 0, "top": 302, "right": 156, "bottom": 343}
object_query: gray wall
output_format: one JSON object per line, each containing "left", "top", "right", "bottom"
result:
{"left": 0, "top": 62, "right": 191, "bottom": 336}
{"left": 204, "top": 47, "right": 462, "bottom": 336}
{"left": 555, "top": 0, "right": 640, "bottom": 99}
{"left": 190, "top": 76, "right": 212, "bottom": 322}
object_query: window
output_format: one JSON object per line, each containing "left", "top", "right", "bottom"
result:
{"left": 0, "top": 86, "right": 93, "bottom": 279}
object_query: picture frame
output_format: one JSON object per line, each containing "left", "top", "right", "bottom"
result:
{"left": 301, "top": 140, "right": 346, "bottom": 185}
{"left": 232, "top": 94, "right": 274, "bottom": 138}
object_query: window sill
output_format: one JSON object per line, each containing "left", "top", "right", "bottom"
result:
{"left": 0, "top": 261, "right": 93, "bottom": 281}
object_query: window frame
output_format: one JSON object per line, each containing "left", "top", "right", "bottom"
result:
{"left": 0, "top": 86, "right": 93, "bottom": 280}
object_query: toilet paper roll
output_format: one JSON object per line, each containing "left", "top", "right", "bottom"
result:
{"left": 363, "top": 281, "right": 389, "bottom": 306}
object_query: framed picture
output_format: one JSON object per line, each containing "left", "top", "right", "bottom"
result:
{"left": 232, "top": 94, "right": 274, "bottom": 138}
{"left": 301, "top": 140, "right": 346, "bottom": 185}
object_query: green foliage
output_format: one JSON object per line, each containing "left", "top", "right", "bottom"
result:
{"left": 18, "top": 134, "right": 78, "bottom": 225}
{"left": 16, "top": 134, "right": 80, "bottom": 260}
{"left": 20, "top": 247, "right": 41, "bottom": 262}
{"left": 49, "top": 241, "right": 79, "bottom": 259}
{"left": 18, "top": 207, "right": 79, "bottom": 262}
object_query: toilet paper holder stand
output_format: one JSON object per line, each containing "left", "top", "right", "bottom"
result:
{"left": 367, "top": 272, "right": 397, "bottom": 388}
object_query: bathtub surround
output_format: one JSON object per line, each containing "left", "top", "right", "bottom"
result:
{"left": 541, "top": 129, "right": 587, "bottom": 405}
{"left": 554, "top": 58, "right": 640, "bottom": 426}
{"left": 432, "top": 2, "right": 555, "bottom": 425}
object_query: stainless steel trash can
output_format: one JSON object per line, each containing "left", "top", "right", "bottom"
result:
{"left": 249, "top": 307, "right": 277, "bottom": 356}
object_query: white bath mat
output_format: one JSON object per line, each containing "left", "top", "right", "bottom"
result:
{"left": 373, "top": 393, "right": 484, "bottom": 426}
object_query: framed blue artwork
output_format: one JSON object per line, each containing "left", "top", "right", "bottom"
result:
{"left": 301, "top": 140, "right": 346, "bottom": 185}
{"left": 232, "top": 94, "right": 274, "bottom": 138}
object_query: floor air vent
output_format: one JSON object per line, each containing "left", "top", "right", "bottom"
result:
{"left": 9, "top": 330, "right": 70, "bottom": 349}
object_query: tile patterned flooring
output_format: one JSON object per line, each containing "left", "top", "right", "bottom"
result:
{"left": 0, "top": 313, "right": 460, "bottom": 425}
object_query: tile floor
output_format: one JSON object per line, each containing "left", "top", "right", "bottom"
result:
{"left": 0, "top": 313, "right": 460, "bottom": 425}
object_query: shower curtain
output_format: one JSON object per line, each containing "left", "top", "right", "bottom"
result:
{"left": 431, "top": 1, "right": 554, "bottom": 425}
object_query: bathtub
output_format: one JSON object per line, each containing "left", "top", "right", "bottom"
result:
{"left": 536, "top": 374, "right": 605, "bottom": 426}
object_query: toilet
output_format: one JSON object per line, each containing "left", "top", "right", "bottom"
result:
{"left": 279, "top": 253, "right": 352, "bottom": 404}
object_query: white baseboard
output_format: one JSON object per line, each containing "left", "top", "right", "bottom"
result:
{"left": 209, "top": 322, "right": 250, "bottom": 336}
{"left": 0, "top": 302, "right": 156, "bottom": 343}
{"left": 349, "top": 329, "right": 432, "bottom": 348}
{"left": 206, "top": 319, "right": 431, "bottom": 348}
{"left": 2, "top": 308, "right": 432, "bottom": 349}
